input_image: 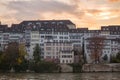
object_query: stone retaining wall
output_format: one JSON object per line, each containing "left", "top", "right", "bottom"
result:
{"left": 82, "top": 63, "right": 120, "bottom": 72}
{"left": 60, "top": 64, "right": 73, "bottom": 72}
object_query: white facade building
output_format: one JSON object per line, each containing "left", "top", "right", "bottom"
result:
{"left": 25, "top": 30, "right": 40, "bottom": 59}
{"left": 0, "top": 32, "right": 24, "bottom": 51}
{"left": 69, "top": 31, "right": 84, "bottom": 50}
{"left": 0, "top": 20, "right": 120, "bottom": 64}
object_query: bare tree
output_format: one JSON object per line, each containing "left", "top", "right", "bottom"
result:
{"left": 87, "top": 36, "right": 105, "bottom": 63}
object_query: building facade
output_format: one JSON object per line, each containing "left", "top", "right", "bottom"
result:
{"left": 44, "top": 42, "right": 73, "bottom": 64}
{"left": 0, "top": 20, "right": 120, "bottom": 64}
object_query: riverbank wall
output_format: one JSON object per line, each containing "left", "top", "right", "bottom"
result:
{"left": 60, "top": 64, "right": 73, "bottom": 73}
{"left": 82, "top": 63, "right": 120, "bottom": 72}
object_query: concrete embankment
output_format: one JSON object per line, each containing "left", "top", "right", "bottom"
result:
{"left": 82, "top": 63, "right": 120, "bottom": 72}
{"left": 60, "top": 64, "right": 73, "bottom": 73}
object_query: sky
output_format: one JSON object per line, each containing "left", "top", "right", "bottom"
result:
{"left": 0, "top": 0, "right": 120, "bottom": 29}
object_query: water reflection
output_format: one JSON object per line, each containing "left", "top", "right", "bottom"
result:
{"left": 0, "top": 73, "right": 120, "bottom": 80}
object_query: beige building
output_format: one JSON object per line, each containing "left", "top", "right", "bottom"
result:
{"left": 44, "top": 42, "right": 74, "bottom": 64}
{"left": 59, "top": 50, "right": 74, "bottom": 64}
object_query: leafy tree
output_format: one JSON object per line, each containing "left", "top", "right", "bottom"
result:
{"left": 13, "top": 58, "right": 28, "bottom": 72}
{"left": 0, "top": 42, "right": 19, "bottom": 72}
{"left": 18, "top": 43, "right": 27, "bottom": 64}
{"left": 116, "top": 52, "right": 120, "bottom": 60}
{"left": 13, "top": 43, "right": 28, "bottom": 72}
{"left": 0, "top": 62, "right": 11, "bottom": 72}
{"left": 102, "top": 54, "right": 108, "bottom": 62}
{"left": 110, "top": 52, "right": 120, "bottom": 63}
{"left": 0, "top": 51, "right": 11, "bottom": 72}
{"left": 3, "top": 42, "right": 19, "bottom": 67}
{"left": 1, "top": 42, "right": 28, "bottom": 72}
{"left": 19, "top": 43, "right": 27, "bottom": 57}
{"left": 33, "top": 44, "right": 41, "bottom": 63}
{"left": 0, "top": 51, "right": 3, "bottom": 63}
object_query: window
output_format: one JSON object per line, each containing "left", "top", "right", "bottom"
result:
{"left": 66, "top": 60, "right": 68, "bottom": 63}
{"left": 62, "top": 60, "right": 64, "bottom": 63}
{"left": 53, "top": 36, "right": 57, "bottom": 38}
{"left": 32, "top": 35, "right": 39, "bottom": 38}
{"left": 28, "top": 22, "right": 32, "bottom": 26}
{"left": 46, "top": 47, "right": 51, "bottom": 50}
{"left": 104, "top": 51, "right": 106, "bottom": 53}
{"left": 40, "top": 44, "right": 44, "bottom": 46}
{"left": 64, "top": 32, "right": 68, "bottom": 35}
{"left": 60, "top": 40, "right": 63, "bottom": 42}
{"left": 59, "top": 22, "right": 63, "bottom": 24}
{"left": 41, "top": 36, "right": 44, "bottom": 38}
{"left": 64, "top": 37, "right": 68, "bottom": 39}
{"left": 31, "top": 39, "right": 39, "bottom": 42}
{"left": 52, "top": 22, "right": 55, "bottom": 24}
{"left": 44, "top": 22, "right": 48, "bottom": 24}
{"left": 59, "top": 36, "right": 63, "bottom": 39}
{"left": 55, "top": 40, "right": 58, "bottom": 42}
{"left": 46, "top": 43, "right": 51, "bottom": 46}
{"left": 60, "top": 32, "right": 63, "bottom": 35}
{"left": 46, "top": 56, "right": 51, "bottom": 59}
{"left": 54, "top": 32, "right": 58, "bottom": 34}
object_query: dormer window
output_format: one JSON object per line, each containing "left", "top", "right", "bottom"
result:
{"left": 36, "top": 22, "right": 41, "bottom": 25}
{"left": 59, "top": 22, "right": 63, "bottom": 24}
{"left": 52, "top": 22, "right": 55, "bottom": 24}
{"left": 33, "top": 26, "right": 36, "bottom": 29}
{"left": 44, "top": 22, "right": 48, "bottom": 24}
{"left": 28, "top": 22, "right": 32, "bottom": 26}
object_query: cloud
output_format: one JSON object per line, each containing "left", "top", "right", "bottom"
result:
{"left": 0, "top": 0, "right": 120, "bottom": 29}
{"left": 3, "top": 0, "right": 82, "bottom": 23}
{"left": 85, "top": 9, "right": 120, "bottom": 19}
{"left": 108, "top": 0, "right": 120, "bottom": 2}
{"left": 6, "top": 0, "right": 77, "bottom": 16}
{"left": 3, "top": 0, "right": 86, "bottom": 25}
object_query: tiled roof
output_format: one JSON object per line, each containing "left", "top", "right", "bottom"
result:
{"left": 0, "top": 24, "right": 8, "bottom": 32}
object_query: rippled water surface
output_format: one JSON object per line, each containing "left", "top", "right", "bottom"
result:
{"left": 0, "top": 72, "right": 120, "bottom": 80}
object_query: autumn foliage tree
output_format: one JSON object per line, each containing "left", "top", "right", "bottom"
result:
{"left": 18, "top": 43, "right": 27, "bottom": 64}
{"left": 14, "top": 43, "right": 28, "bottom": 72}
{"left": 87, "top": 36, "right": 105, "bottom": 63}
{"left": 1, "top": 42, "right": 28, "bottom": 72}
{"left": 3, "top": 42, "right": 19, "bottom": 67}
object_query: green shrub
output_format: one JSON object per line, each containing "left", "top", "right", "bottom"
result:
{"left": 110, "top": 52, "right": 120, "bottom": 63}
{"left": 0, "top": 62, "right": 11, "bottom": 72}
{"left": 29, "top": 61, "right": 59, "bottom": 73}
{"left": 71, "top": 63, "right": 82, "bottom": 73}
{"left": 13, "top": 59, "right": 28, "bottom": 72}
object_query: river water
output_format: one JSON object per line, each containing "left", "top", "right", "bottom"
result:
{"left": 0, "top": 73, "right": 120, "bottom": 80}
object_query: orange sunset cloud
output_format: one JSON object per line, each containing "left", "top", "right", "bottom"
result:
{"left": 0, "top": 0, "right": 120, "bottom": 29}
